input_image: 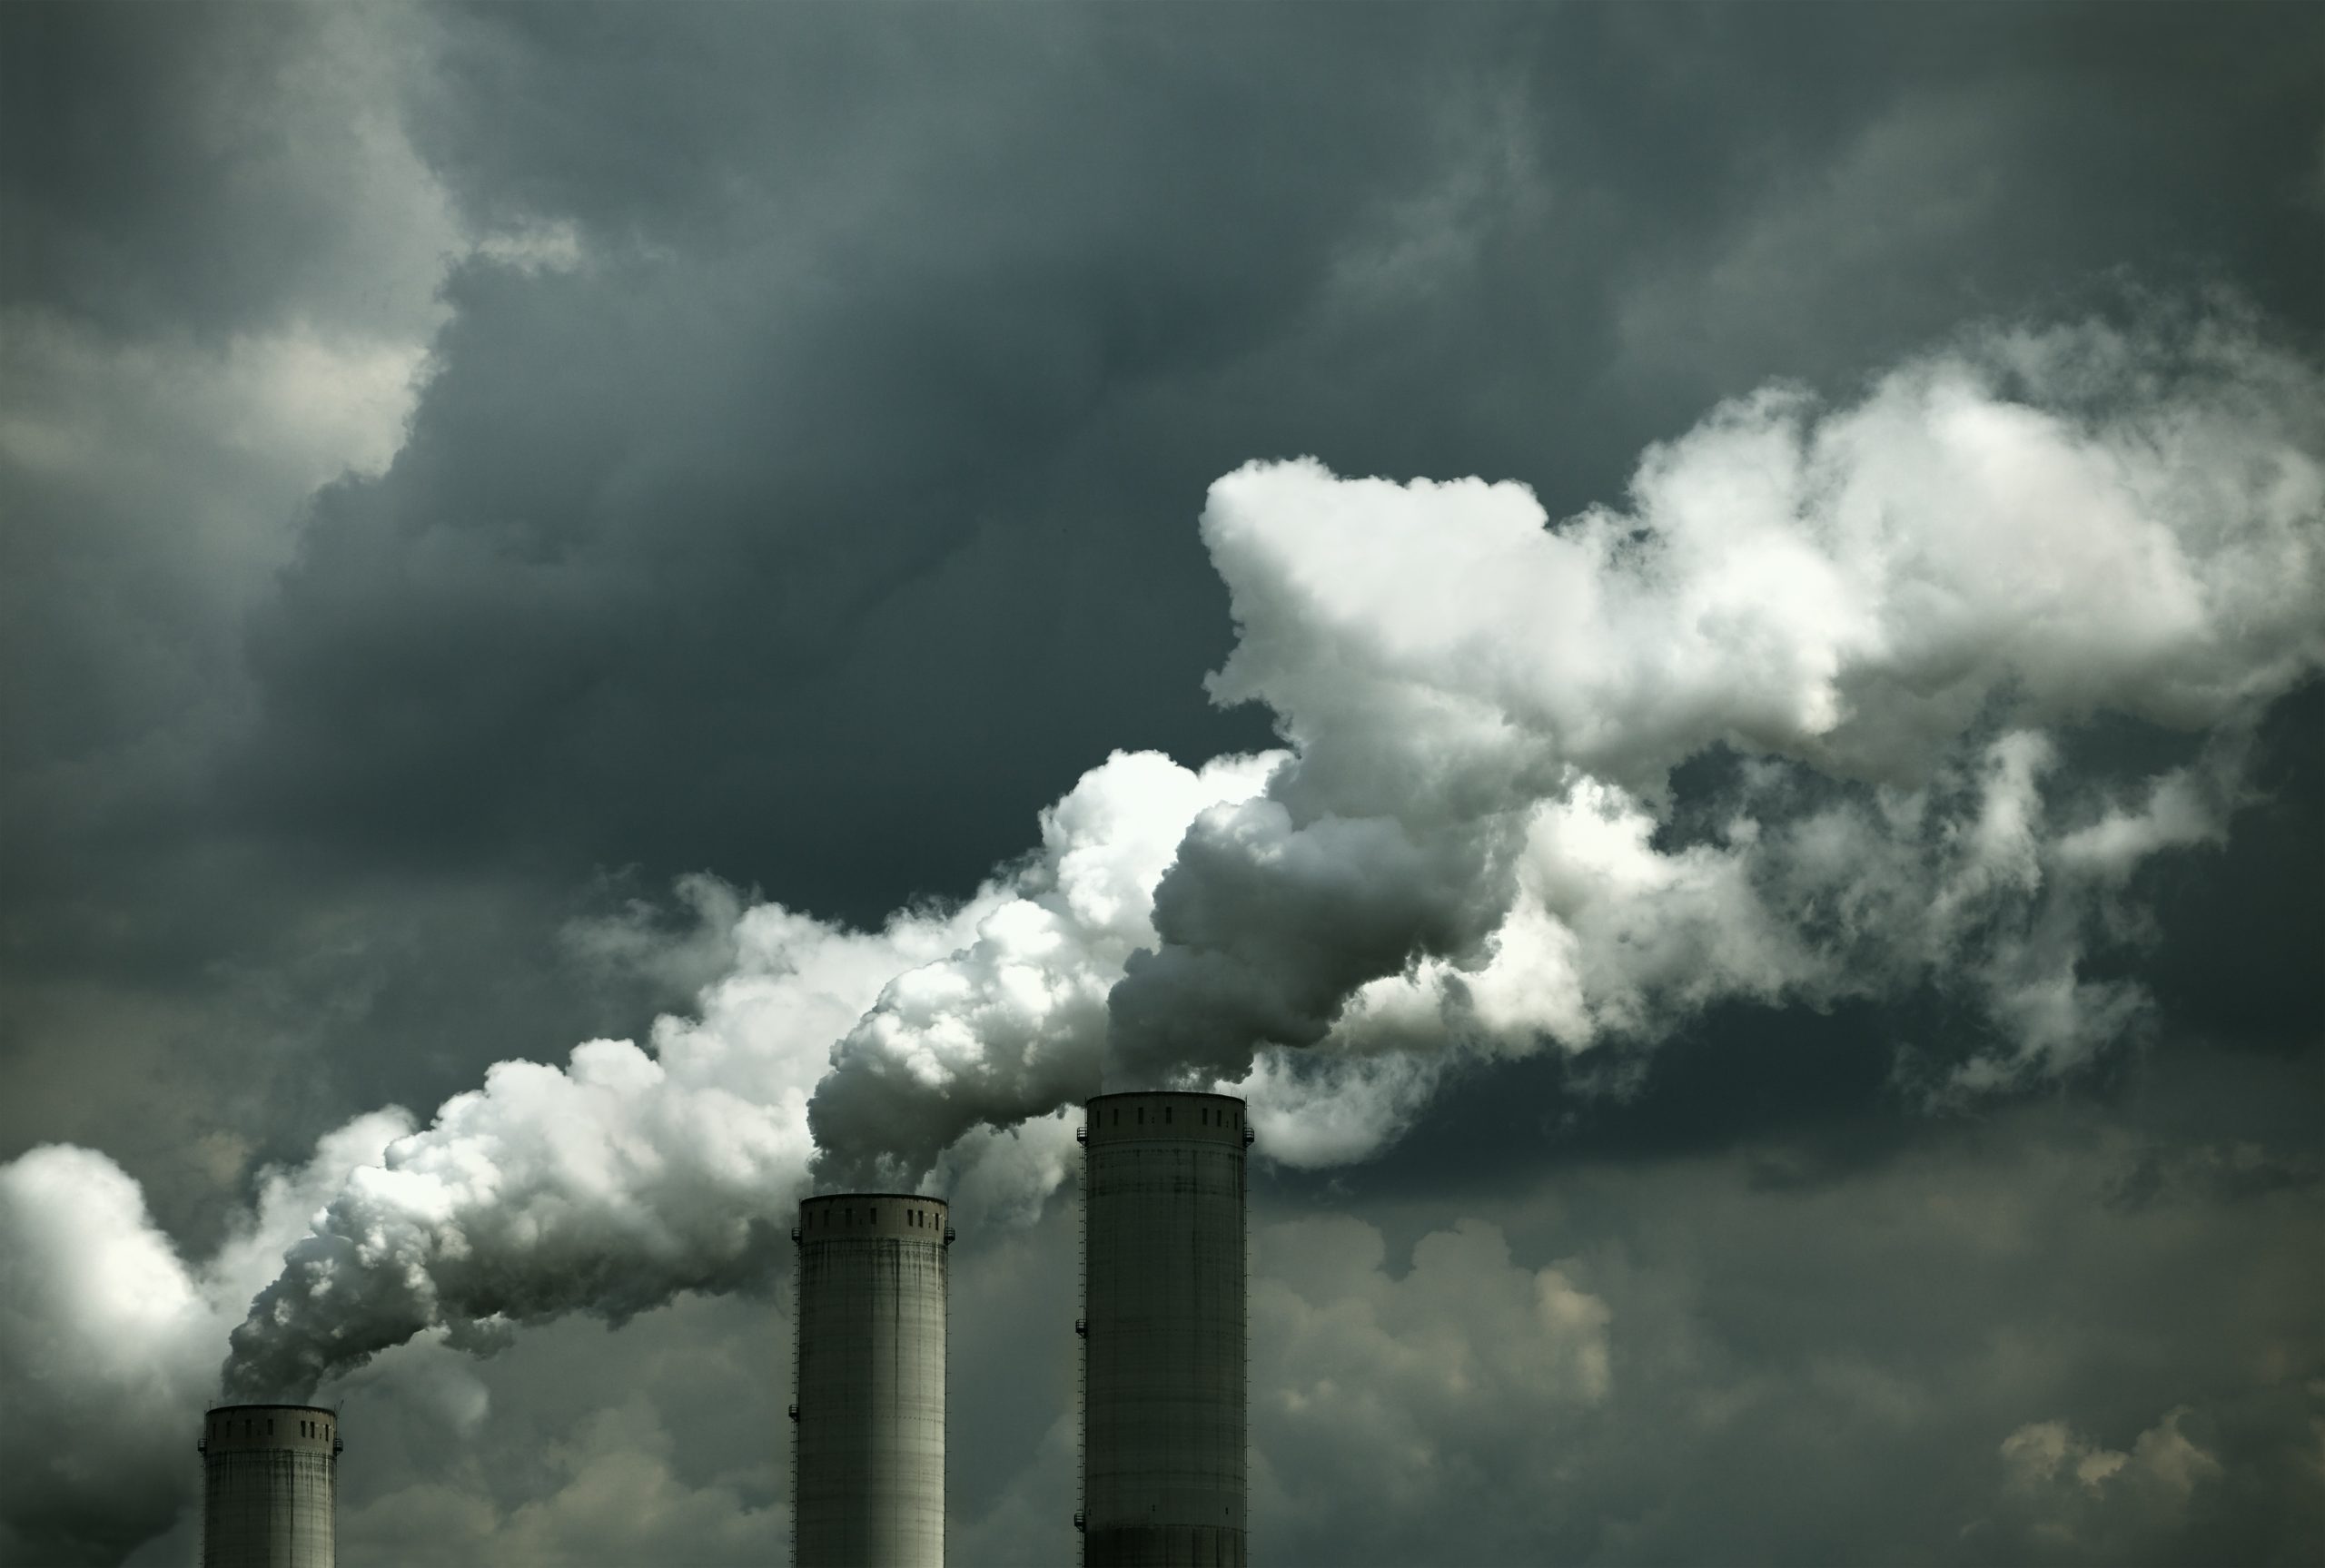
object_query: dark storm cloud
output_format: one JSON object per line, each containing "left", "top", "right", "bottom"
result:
{"left": 0, "top": 2, "right": 444, "bottom": 338}
{"left": 2130, "top": 680, "right": 2325, "bottom": 1054}
{"left": 233, "top": 3, "right": 1463, "bottom": 915}
{"left": 12, "top": 0, "right": 2322, "bottom": 1173}
{"left": 0, "top": 1, "right": 470, "bottom": 1245}
{"left": 229, "top": 0, "right": 2325, "bottom": 930}
{"left": 4, "top": 3, "right": 2323, "bottom": 1563}
{"left": 171, "top": 0, "right": 2320, "bottom": 1159}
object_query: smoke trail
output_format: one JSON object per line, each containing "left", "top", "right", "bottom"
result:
{"left": 193, "top": 306, "right": 2323, "bottom": 1400}
{"left": 220, "top": 749, "right": 1275, "bottom": 1399}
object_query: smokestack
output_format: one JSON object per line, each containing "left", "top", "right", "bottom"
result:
{"left": 198, "top": 1403, "right": 340, "bottom": 1567}
{"left": 1077, "top": 1092, "right": 1250, "bottom": 1568}
{"left": 792, "top": 1193, "right": 951, "bottom": 1568}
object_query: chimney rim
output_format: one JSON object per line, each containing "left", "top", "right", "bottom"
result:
{"left": 1083, "top": 1090, "right": 1247, "bottom": 1109}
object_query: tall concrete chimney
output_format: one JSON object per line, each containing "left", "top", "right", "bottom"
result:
{"left": 1078, "top": 1091, "right": 1250, "bottom": 1568}
{"left": 198, "top": 1403, "right": 340, "bottom": 1567}
{"left": 792, "top": 1192, "right": 951, "bottom": 1568}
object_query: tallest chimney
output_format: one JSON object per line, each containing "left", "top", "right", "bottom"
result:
{"left": 1079, "top": 1091, "right": 1251, "bottom": 1568}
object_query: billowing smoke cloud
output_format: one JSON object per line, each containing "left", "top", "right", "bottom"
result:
{"left": 805, "top": 750, "right": 1280, "bottom": 1185}
{"left": 9, "top": 307, "right": 2312, "bottom": 1435}
{"left": 1106, "top": 311, "right": 2323, "bottom": 1106}
{"left": 791, "top": 310, "right": 2325, "bottom": 1182}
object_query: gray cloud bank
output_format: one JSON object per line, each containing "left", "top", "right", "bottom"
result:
{"left": 4, "top": 3, "right": 2322, "bottom": 1563}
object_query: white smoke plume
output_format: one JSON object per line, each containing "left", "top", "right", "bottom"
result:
{"left": 1109, "top": 311, "right": 2323, "bottom": 1106}
{"left": 221, "top": 748, "right": 1276, "bottom": 1399}
{"left": 7, "top": 308, "right": 2315, "bottom": 1437}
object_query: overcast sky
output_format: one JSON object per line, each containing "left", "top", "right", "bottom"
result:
{"left": 3, "top": 4, "right": 2321, "bottom": 1564}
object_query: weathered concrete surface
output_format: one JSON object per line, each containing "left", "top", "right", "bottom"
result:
{"left": 1082, "top": 1093, "right": 1248, "bottom": 1568}
{"left": 201, "top": 1404, "right": 338, "bottom": 1568}
{"left": 795, "top": 1192, "right": 950, "bottom": 1568}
